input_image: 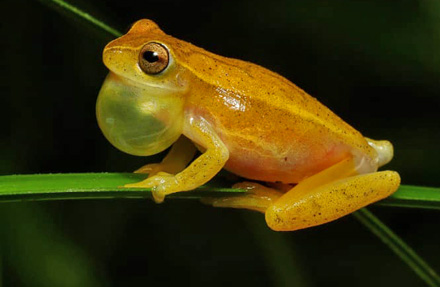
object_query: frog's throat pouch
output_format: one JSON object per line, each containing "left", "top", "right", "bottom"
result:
{"left": 96, "top": 73, "right": 184, "bottom": 156}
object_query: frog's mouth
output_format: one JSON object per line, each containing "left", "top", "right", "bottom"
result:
{"left": 96, "top": 72, "right": 184, "bottom": 156}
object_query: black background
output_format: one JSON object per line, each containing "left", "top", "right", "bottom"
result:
{"left": 2, "top": 0, "right": 440, "bottom": 286}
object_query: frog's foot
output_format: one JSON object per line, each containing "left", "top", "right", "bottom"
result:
{"left": 265, "top": 159, "right": 401, "bottom": 231}
{"left": 124, "top": 172, "right": 181, "bottom": 203}
{"left": 201, "top": 182, "right": 283, "bottom": 213}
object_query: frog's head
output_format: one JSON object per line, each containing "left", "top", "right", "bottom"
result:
{"left": 97, "top": 19, "right": 188, "bottom": 156}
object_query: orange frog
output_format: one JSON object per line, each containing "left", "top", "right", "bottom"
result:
{"left": 96, "top": 19, "right": 400, "bottom": 231}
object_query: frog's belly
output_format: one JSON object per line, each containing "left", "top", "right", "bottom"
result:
{"left": 222, "top": 137, "right": 352, "bottom": 183}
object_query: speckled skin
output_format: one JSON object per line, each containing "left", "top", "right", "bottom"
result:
{"left": 100, "top": 19, "right": 400, "bottom": 231}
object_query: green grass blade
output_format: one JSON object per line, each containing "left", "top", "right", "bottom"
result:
{"left": 37, "top": 0, "right": 122, "bottom": 37}
{"left": 378, "top": 185, "right": 440, "bottom": 210}
{"left": 353, "top": 208, "right": 440, "bottom": 287}
{"left": 2, "top": 174, "right": 439, "bottom": 284}
{"left": 0, "top": 173, "right": 439, "bottom": 209}
{"left": 0, "top": 173, "right": 244, "bottom": 202}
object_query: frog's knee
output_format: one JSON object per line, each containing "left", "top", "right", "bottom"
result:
{"left": 265, "top": 205, "right": 307, "bottom": 232}
{"left": 378, "top": 170, "right": 400, "bottom": 190}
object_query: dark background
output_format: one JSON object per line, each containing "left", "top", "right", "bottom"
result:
{"left": 1, "top": 0, "right": 440, "bottom": 286}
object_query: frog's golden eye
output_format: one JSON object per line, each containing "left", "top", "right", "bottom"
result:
{"left": 139, "top": 42, "right": 169, "bottom": 75}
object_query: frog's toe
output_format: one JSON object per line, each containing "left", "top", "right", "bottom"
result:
{"left": 202, "top": 181, "right": 283, "bottom": 213}
{"left": 123, "top": 180, "right": 156, "bottom": 189}
{"left": 151, "top": 188, "right": 166, "bottom": 203}
{"left": 123, "top": 181, "right": 167, "bottom": 203}
{"left": 124, "top": 172, "right": 180, "bottom": 203}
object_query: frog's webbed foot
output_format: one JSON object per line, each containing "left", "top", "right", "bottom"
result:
{"left": 124, "top": 172, "right": 179, "bottom": 203}
{"left": 201, "top": 182, "right": 283, "bottom": 213}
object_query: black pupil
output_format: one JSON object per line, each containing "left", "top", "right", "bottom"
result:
{"left": 143, "top": 51, "right": 159, "bottom": 63}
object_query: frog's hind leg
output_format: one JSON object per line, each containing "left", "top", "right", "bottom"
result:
{"left": 205, "top": 158, "right": 400, "bottom": 232}
{"left": 204, "top": 158, "right": 358, "bottom": 215}
{"left": 202, "top": 182, "right": 284, "bottom": 213}
{"left": 265, "top": 158, "right": 400, "bottom": 231}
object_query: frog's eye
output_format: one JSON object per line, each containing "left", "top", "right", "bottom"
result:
{"left": 139, "top": 42, "right": 169, "bottom": 75}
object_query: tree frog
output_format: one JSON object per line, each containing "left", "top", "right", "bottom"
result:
{"left": 96, "top": 19, "right": 400, "bottom": 231}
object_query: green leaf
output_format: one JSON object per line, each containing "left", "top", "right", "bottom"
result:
{"left": 0, "top": 173, "right": 244, "bottom": 202}
{"left": 0, "top": 173, "right": 439, "bottom": 210}
{"left": 377, "top": 185, "right": 440, "bottom": 210}
{"left": 353, "top": 208, "right": 440, "bottom": 287}
{"left": 2, "top": 173, "right": 438, "bottom": 285}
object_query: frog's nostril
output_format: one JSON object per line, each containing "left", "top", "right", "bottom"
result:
{"left": 103, "top": 48, "right": 117, "bottom": 69}
{"left": 102, "top": 46, "right": 130, "bottom": 71}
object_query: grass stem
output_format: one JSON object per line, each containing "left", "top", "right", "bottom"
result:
{"left": 354, "top": 208, "right": 440, "bottom": 287}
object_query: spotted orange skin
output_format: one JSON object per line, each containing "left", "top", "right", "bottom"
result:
{"left": 101, "top": 20, "right": 400, "bottom": 231}
{"left": 104, "top": 19, "right": 378, "bottom": 184}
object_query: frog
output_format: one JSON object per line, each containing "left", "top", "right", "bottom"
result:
{"left": 96, "top": 19, "right": 400, "bottom": 231}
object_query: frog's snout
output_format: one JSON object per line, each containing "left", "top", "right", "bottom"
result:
{"left": 102, "top": 46, "right": 118, "bottom": 69}
{"left": 366, "top": 138, "right": 394, "bottom": 167}
{"left": 102, "top": 45, "right": 133, "bottom": 73}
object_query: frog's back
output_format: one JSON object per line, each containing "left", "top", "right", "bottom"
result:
{"left": 172, "top": 36, "right": 377, "bottom": 183}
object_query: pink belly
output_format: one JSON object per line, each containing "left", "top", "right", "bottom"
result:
{"left": 223, "top": 140, "right": 351, "bottom": 183}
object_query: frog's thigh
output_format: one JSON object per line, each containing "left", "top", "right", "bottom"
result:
{"left": 266, "top": 170, "right": 400, "bottom": 231}
{"left": 203, "top": 182, "right": 283, "bottom": 213}
{"left": 205, "top": 158, "right": 358, "bottom": 215}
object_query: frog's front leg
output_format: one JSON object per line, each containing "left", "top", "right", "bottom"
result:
{"left": 134, "top": 136, "right": 196, "bottom": 177}
{"left": 125, "top": 118, "right": 229, "bottom": 203}
{"left": 207, "top": 158, "right": 400, "bottom": 231}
